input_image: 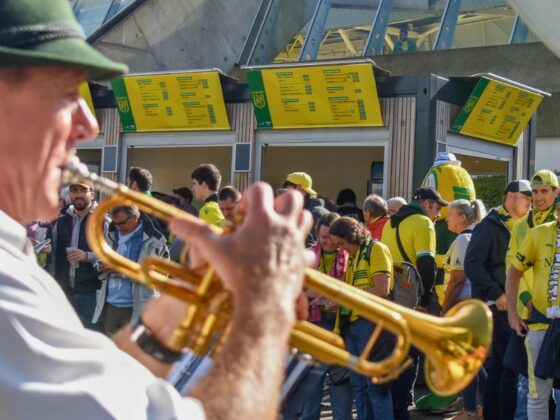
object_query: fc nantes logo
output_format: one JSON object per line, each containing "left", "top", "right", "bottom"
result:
{"left": 252, "top": 91, "right": 266, "bottom": 110}
{"left": 116, "top": 97, "right": 130, "bottom": 113}
{"left": 463, "top": 95, "right": 478, "bottom": 114}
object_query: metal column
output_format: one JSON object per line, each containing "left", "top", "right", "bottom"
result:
{"left": 299, "top": 0, "right": 332, "bottom": 61}
{"left": 362, "top": 0, "right": 394, "bottom": 56}
{"left": 433, "top": 0, "right": 462, "bottom": 50}
{"left": 509, "top": 16, "right": 529, "bottom": 44}
{"left": 245, "top": 0, "right": 285, "bottom": 65}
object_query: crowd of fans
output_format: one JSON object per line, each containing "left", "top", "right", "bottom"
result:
{"left": 27, "top": 161, "right": 560, "bottom": 420}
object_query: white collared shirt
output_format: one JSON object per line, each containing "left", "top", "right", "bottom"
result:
{"left": 0, "top": 211, "right": 205, "bottom": 419}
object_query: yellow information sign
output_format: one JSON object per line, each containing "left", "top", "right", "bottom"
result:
{"left": 247, "top": 63, "right": 383, "bottom": 129}
{"left": 112, "top": 71, "right": 230, "bottom": 132}
{"left": 451, "top": 77, "right": 543, "bottom": 146}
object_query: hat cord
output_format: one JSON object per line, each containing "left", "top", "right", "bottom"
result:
{"left": 0, "top": 21, "right": 85, "bottom": 48}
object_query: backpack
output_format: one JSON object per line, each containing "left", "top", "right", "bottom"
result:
{"left": 389, "top": 223, "right": 424, "bottom": 308}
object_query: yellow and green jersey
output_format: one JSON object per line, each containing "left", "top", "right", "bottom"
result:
{"left": 421, "top": 163, "right": 475, "bottom": 221}
{"left": 199, "top": 197, "right": 225, "bottom": 227}
{"left": 318, "top": 251, "right": 336, "bottom": 275}
{"left": 512, "top": 221, "right": 558, "bottom": 330}
{"left": 346, "top": 240, "right": 393, "bottom": 322}
{"left": 507, "top": 206, "right": 557, "bottom": 318}
{"left": 381, "top": 206, "right": 436, "bottom": 266}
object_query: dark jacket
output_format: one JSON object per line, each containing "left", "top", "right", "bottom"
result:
{"left": 337, "top": 203, "right": 364, "bottom": 223}
{"left": 48, "top": 204, "right": 106, "bottom": 294}
{"left": 464, "top": 208, "right": 511, "bottom": 302}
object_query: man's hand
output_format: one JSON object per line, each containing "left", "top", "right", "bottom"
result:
{"left": 98, "top": 262, "right": 116, "bottom": 274}
{"left": 495, "top": 293, "right": 508, "bottom": 311}
{"left": 139, "top": 183, "right": 313, "bottom": 348}
{"left": 41, "top": 243, "right": 52, "bottom": 255}
{"left": 67, "top": 248, "right": 87, "bottom": 263}
{"left": 508, "top": 310, "right": 527, "bottom": 337}
{"left": 170, "top": 183, "right": 312, "bottom": 312}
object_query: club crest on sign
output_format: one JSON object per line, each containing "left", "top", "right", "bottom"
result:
{"left": 252, "top": 91, "right": 266, "bottom": 110}
{"left": 116, "top": 97, "right": 130, "bottom": 113}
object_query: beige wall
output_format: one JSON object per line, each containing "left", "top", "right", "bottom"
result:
{"left": 127, "top": 147, "right": 232, "bottom": 205}
{"left": 261, "top": 146, "right": 385, "bottom": 204}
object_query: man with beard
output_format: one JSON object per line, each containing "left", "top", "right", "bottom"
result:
{"left": 48, "top": 180, "right": 108, "bottom": 329}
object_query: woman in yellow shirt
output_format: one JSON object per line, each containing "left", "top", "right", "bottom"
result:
{"left": 329, "top": 216, "right": 394, "bottom": 420}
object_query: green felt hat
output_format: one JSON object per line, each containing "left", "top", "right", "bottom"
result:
{"left": 0, "top": 0, "right": 127, "bottom": 80}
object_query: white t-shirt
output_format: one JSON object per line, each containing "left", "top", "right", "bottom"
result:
{"left": 0, "top": 211, "right": 205, "bottom": 420}
{"left": 443, "top": 226, "right": 475, "bottom": 301}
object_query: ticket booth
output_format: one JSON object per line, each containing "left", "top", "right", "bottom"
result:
{"left": 246, "top": 60, "right": 392, "bottom": 204}
{"left": 98, "top": 70, "right": 243, "bottom": 202}
{"left": 89, "top": 64, "right": 546, "bottom": 204}
{"left": 431, "top": 74, "right": 548, "bottom": 203}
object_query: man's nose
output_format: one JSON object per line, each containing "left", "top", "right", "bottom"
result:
{"left": 70, "top": 98, "right": 99, "bottom": 143}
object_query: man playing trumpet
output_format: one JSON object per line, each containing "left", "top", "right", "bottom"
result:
{"left": 0, "top": 1, "right": 312, "bottom": 418}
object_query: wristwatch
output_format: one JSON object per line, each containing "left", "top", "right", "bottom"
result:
{"left": 130, "top": 318, "right": 184, "bottom": 364}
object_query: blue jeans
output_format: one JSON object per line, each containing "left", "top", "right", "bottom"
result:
{"left": 344, "top": 318, "right": 394, "bottom": 420}
{"left": 282, "top": 363, "right": 327, "bottom": 420}
{"left": 68, "top": 291, "right": 99, "bottom": 331}
{"left": 514, "top": 375, "right": 528, "bottom": 420}
{"left": 301, "top": 312, "right": 353, "bottom": 420}
{"left": 301, "top": 372, "right": 353, "bottom": 420}
{"left": 463, "top": 368, "right": 487, "bottom": 412}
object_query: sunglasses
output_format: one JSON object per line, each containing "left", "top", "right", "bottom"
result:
{"left": 70, "top": 187, "right": 92, "bottom": 194}
{"left": 113, "top": 216, "right": 132, "bottom": 227}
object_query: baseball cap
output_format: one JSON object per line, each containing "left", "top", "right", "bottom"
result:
{"left": 504, "top": 180, "right": 532, "bottom": 197}
{"left": 70, "top": 180, "right": 93, "bottom": 190}
{"left": 412, "top": 187, "right": 448, "bottom": 206}
{"left": 285, "top": 172, "right": 317, "bottom": 196}
{"left": 0, "top": 0, "right": 127, "bottom": 80}
{"left": 531, "top": 169, "right": 559, "bottom": 188}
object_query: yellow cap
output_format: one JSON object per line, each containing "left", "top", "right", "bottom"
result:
{"left": 531, "top": 169, "right": 559, "bottom": 188}
{"left": 285, "top": 172, "right": 317, "bottom": 196}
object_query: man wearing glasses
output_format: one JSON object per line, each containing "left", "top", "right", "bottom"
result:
{"left": 93, "top": 205, "right": 169, "bottom": 335}
{"left": 48, "top": 180, "right": 107, "bottom": 330}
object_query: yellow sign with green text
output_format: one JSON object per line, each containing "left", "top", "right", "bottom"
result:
{"left": 112, "top": 71, "right": 230, "bottom": 132}
{"left": 247, "top": 63, "right": 383, "bottom": 129}
{"left": 451, "top": 77, "right": 543, "bottom": 146}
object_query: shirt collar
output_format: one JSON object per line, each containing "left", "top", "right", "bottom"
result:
{"left": 117, "top": 220, "right": 143, "bottom": 243}
{"left": 0, "top": 211, "right": 33, "bottom": 254}
{"left": 205, "top": 193, "right": 218, "bottom": 203}
{"left": 409, "top": 201, "right": 427, "bottom": 216}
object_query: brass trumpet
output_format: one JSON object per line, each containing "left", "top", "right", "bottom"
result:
{"left": 63, "top": 158, "right": 492, "bottom": 396}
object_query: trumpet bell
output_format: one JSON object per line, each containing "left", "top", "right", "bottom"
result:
{"left": 424, "top": 299, "right": 493, "bottom": 396}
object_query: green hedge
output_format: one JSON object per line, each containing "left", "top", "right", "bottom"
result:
{"left": 473, "top": 175, "right": 506, "bottom": 209}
